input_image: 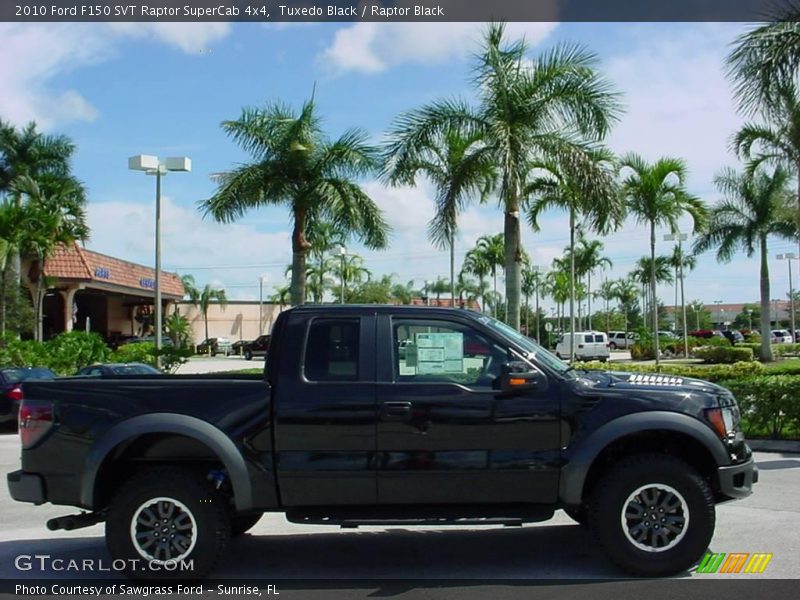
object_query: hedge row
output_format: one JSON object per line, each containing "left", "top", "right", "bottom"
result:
{"left": 0, "top": 332, "right": 190, "bottom": 375}
{"left": 694, "top": 346, "right": 754, "bottom": 364}
{"left": 580, "top": 360, "right": 766, "bottom": 382}
{"left": 719, "top": 376, "right": 800, "bottom": 440}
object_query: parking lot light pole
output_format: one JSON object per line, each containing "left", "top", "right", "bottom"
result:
{"left": 777, "top": 253, "right": 797, "bottom": 341}
{"left": 128, "top": 155, "right": 191, "bottom": 368}
{"left": 747, "top": 309, "right": 753, "bottom": 331}
{"left": 713, "top": 300, "right": 723, "bottom": 329}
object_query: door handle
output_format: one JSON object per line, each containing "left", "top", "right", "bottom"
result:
{"left": 381, "top": 401, "right": 412, "bottom": 420}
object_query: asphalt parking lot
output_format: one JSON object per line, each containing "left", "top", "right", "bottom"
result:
{"left": 0, "top": 432, "right": 796, "bottom": 589}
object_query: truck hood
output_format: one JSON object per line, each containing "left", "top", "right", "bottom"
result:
{"left": 574, "top": 369, "right": 732, "bottom": 400}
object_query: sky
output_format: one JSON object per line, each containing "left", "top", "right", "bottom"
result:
{"left": 1, "top": 20, "right": 798, "bottom": 311}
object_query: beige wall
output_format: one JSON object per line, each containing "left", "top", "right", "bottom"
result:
{"left": 177, "top": 302, "right": 285, "bottom": 343}
{"left": 107, "top": 296, "right": 135, "bottom": 336}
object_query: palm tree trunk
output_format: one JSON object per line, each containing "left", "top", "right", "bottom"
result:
{"left": 525, "top": 291, "right": 530, "bottom": 335}
{"left": 504, "top": 206, "right": 522, "bottom": 330}
{"left": 674, "top": 264, "right": 679, "bottom": 335}
{"left": 289, "top": 207, "right": 311, "bottom": 306}
{"left": 569, "top": 208, "right": 576, "bottom": 361}
{"left": 318, "top": 253, "right": 324, "bottom": 304}
{"left": 0, "top": 259, "right": 8, "bottom": 337}
{"left": 760, "top": 235, "right": 774, "bottom": 362}
{"left": 535, "top": 285, "right": 540, "bottom": 343}
{"left": 650, "top": 223, "right": 660, "bottom": 367}
{"left": 204, "top": 310, "right": 210, "bottom": 351}
{"left": 492, "top": 269, "right": 497, "bottom": 319}
{"left": 587, "top": 272, "right": 592, "bottom": 331}
{"left": 450, "top": 234, "right": 455, "bottom": 306}
{"left": 35, "top": 255, "right": 45, "bottom": 342}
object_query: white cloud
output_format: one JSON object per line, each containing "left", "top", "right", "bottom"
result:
{"left": 0, "top": 22, "right": 232, "bottom": 129}
{"left": 320, "top": 22, "right": 558, "bottom": 74}
{"left": 86, "top": 197, "right": 291, "bottom": 301}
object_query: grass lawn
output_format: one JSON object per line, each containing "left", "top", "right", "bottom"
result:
{"left": 762, "top": 358, "right": 800, "bottom": 373}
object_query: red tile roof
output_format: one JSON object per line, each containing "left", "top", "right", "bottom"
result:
{"left": 44, "top": 243, "right": 184, "bottom": 298}
{"left": 405, "top": 298, "right": 483, "bottom": 310}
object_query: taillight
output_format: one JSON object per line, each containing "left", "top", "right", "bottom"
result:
{"left": 8, "top": 386, "right": 23, "bottom": 402}
{"left": 18, "top": 399, "right": 54, "bottom": 449}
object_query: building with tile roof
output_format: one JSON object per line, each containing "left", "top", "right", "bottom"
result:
{"left": 23, "top": 242, "right": 184, "bottom": 341}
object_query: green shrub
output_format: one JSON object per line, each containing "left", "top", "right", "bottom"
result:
{"left": 694, "top": 346, "right": 754, "bottom": 364}
{"left": 0, "top": 331, "right": 110, "bottom": 375}
{"left": 704, "top": 336, "right": 732, "bottom": 347}
{"left": 662, "top": 337, "right": 705, "bottom": 356}
{"left": 630, "top": 343, "right": 654, "bottom": 360}
{"left": 111, "top": 342, "right": 157, "bottom": 366}
{"left": 772, "top": 343, "right": 800, "bottom": 357}
{"left": 719, "top": 376, "right": 800, "bottom": 439}
{"left": 738, "top": 342, "right": 762, "bottom": 355}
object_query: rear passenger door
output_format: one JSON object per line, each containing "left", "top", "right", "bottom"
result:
{"left": 273, "top": 314, "right": 377, "bottom": 506}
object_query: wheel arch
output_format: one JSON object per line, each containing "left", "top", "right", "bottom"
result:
{"left": 560, "top": 411, "right": 728, "bottom": 506}
{"left": 82, "top": 413, "right": 253, "bottom": 512}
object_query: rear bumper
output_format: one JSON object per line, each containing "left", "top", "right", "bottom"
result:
{"left": 717, "top": 456, "right": 758, "bottom": 500}
{"left": 7, "top": 470, "right": 46, "bottom": 505}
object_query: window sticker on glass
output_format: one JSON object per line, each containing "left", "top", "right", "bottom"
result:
{"left": 414, "top": 332, "right": 464, "bottom": 374}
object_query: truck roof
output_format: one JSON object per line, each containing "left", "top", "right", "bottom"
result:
{"left": 287, "top": 304, "right": 485, "bottom": 316}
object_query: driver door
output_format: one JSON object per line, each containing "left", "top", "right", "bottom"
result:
{"left": 375, "top": 314, "right": 561, "bottom": 505}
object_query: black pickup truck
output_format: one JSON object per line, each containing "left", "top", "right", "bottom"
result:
{"left": 7, "top": 305, "right": 757, "bottom": 578}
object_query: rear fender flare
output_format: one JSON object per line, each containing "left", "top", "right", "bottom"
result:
{"left": 81, "top": 413, "right": 253, "bottom": 511}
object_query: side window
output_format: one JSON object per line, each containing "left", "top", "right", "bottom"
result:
{"left": 304, "top": 319, "right": 360, "bottom": 381}
{"left": 583, "top": 335, "right": 593, "bottom": 343}
{"left": 393, "top": 319, "right": 507, "bottom": 388}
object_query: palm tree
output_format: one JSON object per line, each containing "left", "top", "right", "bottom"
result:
{"left": 201, "top": 95, "right": 389, "bottom": 306}
{"left": 474, "top": 233, "right": 505, "bottom": 318}
{"left": 545, "top": 269, "right": 571, "bottom": 334}
{"left": 382, "top": 128, "right": 494, "bottom": 302}
{"left": 727, "top": 7, "right": 800, "bottom": 116}
{"left": 527, "top": 147, "right": 621, "bottom": 354}
{"left": 383, "top": 23, "right": 621, "bottom": 330}
{"left": 594, "top": 278, "right": 617, "bottom": 334}
{"left": 694, "top": 165, "right": 795, "bottom": 362}
{"left": 613, "top": 278, "right": 639, "bottom": 341}
{"left": 430, "top": 276, "right": 450, "bottom": 304}
{"left": 306, "top": 220, "right": 345, "bottom": 303}
{"left": 331, "top": 254, "right": 371, "bottom": 300}
{"left": 270, "top": 284, "right": 291, "bottom": 311}
{"left": 521, "top": 266, "right": 543, "bottom": 339}
{"left": 620, "top": 154, "right": 707, "bottom": 365}
{"left": 462, "top": 247, "right": 492, "bottom": 314}
{"left": 13, "top": 174, "right": 88, "bottom": 341}
{"left": 667, "top": 244, "right": 697, "bottom": 343}
{"left": 391, "top": 279, "right": 415, "bottom": 305}
{"left": 629, "top": 256, "right": 674, "bottom": 332}
{"left": 732, "top": 83, "right": 800, "bottom": 263}
{"left": 182, "top": 275, "right": 228, "bottom": 349}
{"left": 688, "top": 299, "right": 706, "bottom": 331}
{"left": 0, "top": 201, "right": 28, "bottom": 336}
{"left": 574, "top": 237, "right": 613, "bottom": 331}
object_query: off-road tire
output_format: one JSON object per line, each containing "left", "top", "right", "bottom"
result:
{"left": 588, "top": 454, "right": 715, "bottom": 577}
{"left": 230, "top": 513, "right": 262, "bottom": 537}
{"left": 106, "top": 466, "right": 230, "bottom": 579}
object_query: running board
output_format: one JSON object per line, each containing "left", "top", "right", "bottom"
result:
{"left": 286, "top": 505, "right": 553, "bottom": 527}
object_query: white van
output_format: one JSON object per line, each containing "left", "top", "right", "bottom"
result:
{"left": 556, "top": 331, "right": 610, "bottom": 362}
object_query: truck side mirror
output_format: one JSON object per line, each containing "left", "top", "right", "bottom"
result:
{"left": 500, "top": 360, "right": 541, "bottom": 393}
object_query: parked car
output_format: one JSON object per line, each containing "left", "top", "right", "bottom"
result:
{"left": 196, "top": 337, "right": 232, "bottom": 356}
{"left": 0, "top": 367, "right": 57, "bottom": 425}
{"left": 657, "top": 330, "right": 679, "bottom": 340}
{"left": 555, "top": 331, "right": 610, "bottom": 361}
{"left": 607, "top": 331, "right": 637, "bottom": 350}
{"left": 75, "top": 363, "right": 162, "bottom": 377}
{"left": 771, "top": 329, "right": 792, "bottom": 344}
{"left": 231, "top": 339, "right": 251, "bottom": 355}
{"left": 688, "top": 329, "right": 727, "bottom": 340}
{"left": 243, "top": 334, "right": 271, "bottom": 360}
{"left": 8, "top": 305, "right": 757, "bottom": 579}
{"left": 721, "top": 330, "right": 745, "bottom": 345}
{"left": 136, "top": 335, "right": 174, "bottom": 347}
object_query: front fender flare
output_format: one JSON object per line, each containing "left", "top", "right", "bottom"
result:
{"left": 559, "top": 411, "right": 729, "bottom": 505}
{"left": 81, "top": 413, "right": 253, "bottom": 511}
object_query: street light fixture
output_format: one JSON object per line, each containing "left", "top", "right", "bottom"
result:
{"left": 665, "top": 233, "right": 690, "bottom": 357}
{"left": 746, "top": 308, "right": 753, "bottom": 331}
{"left": 777, "top": 253, "right": 797, "bottom": 341}
{"left": 128, "top": 154, "right": 191, "bottom": 368}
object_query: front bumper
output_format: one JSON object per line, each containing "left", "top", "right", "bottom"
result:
{"left": 7, "top": 470, "right": 46, "bottom": 505}
{"left": 717, "top": 456, "right": 758, "bottom": 500}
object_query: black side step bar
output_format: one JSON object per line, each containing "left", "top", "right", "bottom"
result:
{"left": 286, "top": 505, "right": 553, "bottom": 527}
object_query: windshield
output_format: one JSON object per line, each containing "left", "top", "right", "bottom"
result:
{"left": 475, "top": 314, "right": 573, "bottom": 376}
{"left": 1, "top": 368, "right": 56, "bottom": 384}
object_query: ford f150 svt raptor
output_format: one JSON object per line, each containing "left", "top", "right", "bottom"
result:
{"left": 7, "top": 305, "right": 757, "bottom": 578}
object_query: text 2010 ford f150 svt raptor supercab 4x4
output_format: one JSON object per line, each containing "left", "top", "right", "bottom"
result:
{"left": 7, "top": 305, "right": 757, "bottom": 578}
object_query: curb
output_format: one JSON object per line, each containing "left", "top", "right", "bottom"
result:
{"left": 748, "top": 439, "right": 800, "bottom": 453}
